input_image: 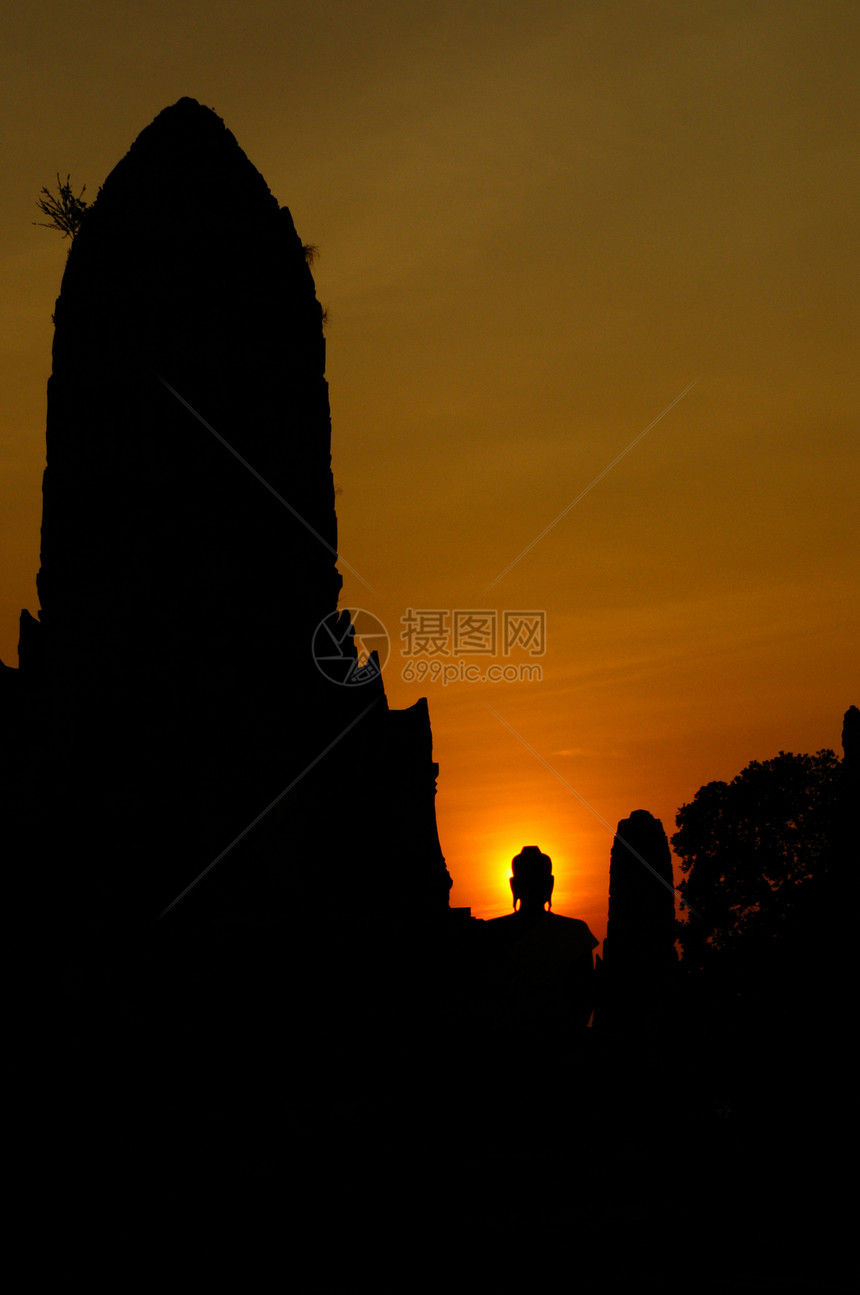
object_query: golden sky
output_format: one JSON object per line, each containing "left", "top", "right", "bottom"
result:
{"left": 2, "top": 1, "right": 857, "bottom": 939}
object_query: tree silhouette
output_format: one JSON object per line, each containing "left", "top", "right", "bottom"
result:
{"left": 34, "top": 174, "right": 89, "bottom": 240}
{"left": 673, "top": 749, "right": 839, "bottom": 975}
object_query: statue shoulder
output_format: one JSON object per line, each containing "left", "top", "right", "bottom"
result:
{"left": 547, "top": 912, "right": 599, "bottom": 952}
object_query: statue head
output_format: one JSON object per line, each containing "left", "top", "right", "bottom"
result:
{"left": 510, "top": 846, "right": 554, "bottom": 912}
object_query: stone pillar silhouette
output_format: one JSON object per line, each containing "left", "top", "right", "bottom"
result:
{"left": 829, "top": 705, "right": 859, "bottom": 1007}
{"left": 841, "top": 705, "right": 859, "bottom": 784}
{"left": 598, "top": 809, "right": 677, "bottom": 1032}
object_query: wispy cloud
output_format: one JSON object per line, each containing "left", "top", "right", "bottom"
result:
{"left": 484, "top": 379, "right": 698, "bottom": 592}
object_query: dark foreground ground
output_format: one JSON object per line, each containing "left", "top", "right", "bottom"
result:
{"left": 10, "top": 914, "right": 851, "bottom": 1292}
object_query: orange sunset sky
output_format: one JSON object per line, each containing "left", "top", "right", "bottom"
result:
{"left": 1, "top": 2, "right": 857, "bottom": 941}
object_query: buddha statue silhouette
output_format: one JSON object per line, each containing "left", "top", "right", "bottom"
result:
{"left": 487, "top": 846, "right": 598, "bottom": 1034}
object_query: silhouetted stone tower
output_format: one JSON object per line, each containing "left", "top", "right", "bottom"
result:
{"left": 599, "top": 809, "right": 677, "bottom": 1031}
{"left": 3, "top": 98, "right": 450, "bottom": 931}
